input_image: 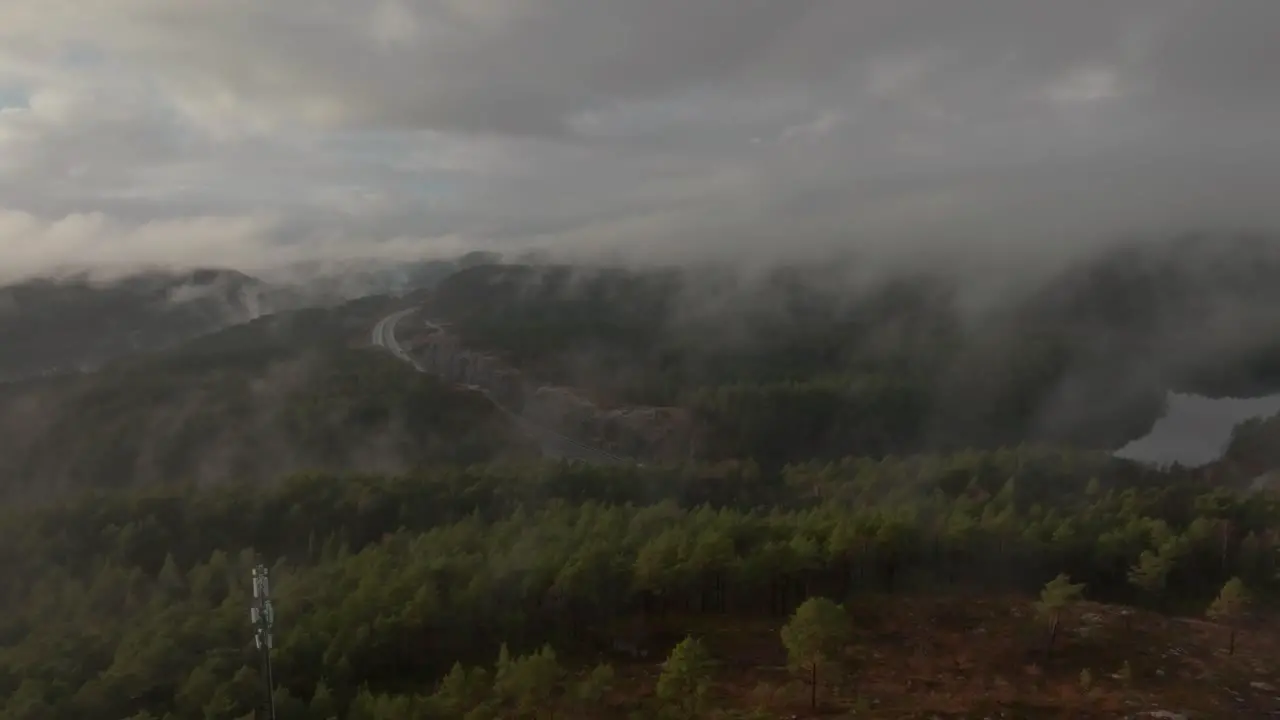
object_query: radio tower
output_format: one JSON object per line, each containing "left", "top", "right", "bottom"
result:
{"left": 250, "top": 565, "right": 278, "bottom": 720}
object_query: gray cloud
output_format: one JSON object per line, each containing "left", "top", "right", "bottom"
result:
{"left": 0, "top": 0, "right": 1278, "bottom": 278}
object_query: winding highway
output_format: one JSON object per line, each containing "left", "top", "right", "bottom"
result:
{"left": 370, "top": 308, "right": 417, "bottom": 364}
{"left": 371, "top": 308, "right": 631, "bottom": 465}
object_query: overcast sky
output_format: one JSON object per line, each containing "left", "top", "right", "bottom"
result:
{"left": 1, "top": 0, "right": 1279, "bottom": 279}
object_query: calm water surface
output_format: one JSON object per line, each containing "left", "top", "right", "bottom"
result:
{"left": 1114, "top": 391, "right": 1280, "bottom": 467}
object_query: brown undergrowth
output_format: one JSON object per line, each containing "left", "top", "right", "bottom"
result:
{"left": 586, "top": 593, "right": 1280, "bottom": 719}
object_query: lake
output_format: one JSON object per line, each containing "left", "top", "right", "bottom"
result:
{"left": 1114, "top": 391, "right": 1280, "bottom": 467}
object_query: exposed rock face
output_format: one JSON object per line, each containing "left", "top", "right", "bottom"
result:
{"left": 405, "top": 320, "right": 695, "bottom": 461}
{"left": 525, "top": 386, "right": 596, "bottom": 432}
{"left": 599, "top": 406, "right": 697, "bottom": 459}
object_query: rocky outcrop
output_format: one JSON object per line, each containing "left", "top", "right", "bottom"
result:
{"left": 404, "top": 320, "right": 696, "bottom": 462}
{"left": 520, "top": 386, "right": 691, "bottom": 456}
{"left": 600, "top": 405, "right": 697, "bottom": 460}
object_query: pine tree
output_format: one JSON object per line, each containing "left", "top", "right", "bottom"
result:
{"left": 310, "top": 681, "right": 337, "bottom": 720}
{"left": 509, "top": 645, "right": 563, "bottom": 718}
{"left": 433, "top": 662, "right": 482, "bottom": 717}
{"left": 1206, "top": 577, "right": 1250, "bottom": 655}
{"left": 780, "top": 597, "right": 850, "bottom": 710}
{"left": 1128, "top": 549, "right": 1172, "bottom": 610}
{"left": 157, "top": 553, "right": 184, "bottom": 599}
{"left": 656, "top": 636, "right": 714, "bottom": 720}
{"left": 1036, "top": 573, "right": 1085, "bottom": 655}
{"left": 493, "top": 643, "right": 514, "bottom": 702}
{"left": 573, "top": 663, "right": 614, "bottom": 715}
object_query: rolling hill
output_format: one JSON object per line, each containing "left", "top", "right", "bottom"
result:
{"left": 421, "top": 235, "right": 1280, "bottom": 466}
{"left": 0, "top": 296, "right": 532, "bottom": 500}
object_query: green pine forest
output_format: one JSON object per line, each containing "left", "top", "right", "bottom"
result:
{"left": 2, "top": 448, "right": 1277, "bottom": 718}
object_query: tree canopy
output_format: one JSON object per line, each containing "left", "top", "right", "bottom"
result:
{"left": 780, "top": 597, "right": 850, "bottom": 709}
{"left": 0, "top": 446, "right": 1276, "bottom": 718}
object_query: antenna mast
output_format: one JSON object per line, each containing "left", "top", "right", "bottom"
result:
{"left": 250, "top": 564, "right": 277, "bottom": 720}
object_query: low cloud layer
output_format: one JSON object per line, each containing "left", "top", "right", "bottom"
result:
{"left": 1, "top": 0, "right": 1279, "bottom": 279}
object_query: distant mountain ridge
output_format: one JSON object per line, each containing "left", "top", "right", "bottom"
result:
{"left": 0, "top": 267, "right": 305, "bottom": 382}
{"left": 0, "top": 258, "right": 465, "bottom": 383}
{"left": 0, "top": 294, "right": 531, "bottom": 500}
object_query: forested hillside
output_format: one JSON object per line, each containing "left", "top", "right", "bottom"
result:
{"left": 6, "top": 238, "right": 1280, "bottom": 718}
{"left": 4, "top": 450, "right": 1279, "bottom": 719}
{"left": 426, "top": 236, "right": 1280, "bottom": 467}
{"left": 0, "top": 257, "right": 466, "bottom": 384}
{"left": 0, "top": 296, "right": 528, "bottom": 499}
{"left": 0, "top": 269, "right": 307, "bottom": 382}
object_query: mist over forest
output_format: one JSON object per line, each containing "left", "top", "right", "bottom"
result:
{"left": 8, "top": 224, "right": 1280, "bottom": 720}
{"left": 6, "top": 1, "right": 1280, "bottom": 717}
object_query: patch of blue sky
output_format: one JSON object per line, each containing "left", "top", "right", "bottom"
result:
{"left": 0, "top": 86, "right": 29, "bottom": 111}
{"left": 0, "top": 44, "right": 104, "bottom": 110}
{"left": 59, "top": 44, "right": 106, "bottom": 68}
